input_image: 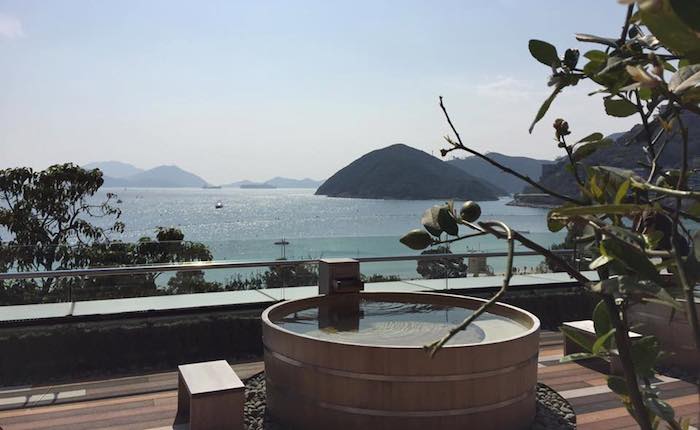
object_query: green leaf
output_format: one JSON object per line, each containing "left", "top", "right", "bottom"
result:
{"left": 529, "top": 84, "right": 564, "bottom": 134}
{"left": 600, "top": 238, "right": 661, "bottom": 283}
{"left": 662, "top": 61, "right": 678, "bottom": 73}
{"left": 421, "top": 206, "right": 442, "bottom": 237}
{"left": 604, "top": 98, "right": 638, "bottom": 117}
{"left": 590, "top": 166, "right": 640, "bottom": 200}
{"left": 646, "top": 397, "right": 676, "bottom": 423}
{"left": 614, "top": 179, "right": 630, "bottom": 205}
{"left": 560, "top": 352, "right": 596, "bottom": 363}
{"left": 581, "top": 51, "right": 632, "bottom": 92}
{"left": 576, "top": 132, "right": 604, "bottom": 144}
{"left": 629, "top": 336, "right": 661, "bottom": 378}
{"left": 638, "top": 87, "right": 653, "bottom": 100}
{"left": 572, "top": 138, "right": 613, "bottom": 163}
{"left": 592, "top": 328, "right": 616, "bottom": 354}
{"left": 575, "top": 33, "right": 619, "bottom": 47}
{"left": 528, "top": 39, "right": 561, "bottom": 67}
{"left": 592, "top": 300, "right": 612, "bottom": 336}
{"left": 607, "top": 225, "right": 646, "bottom": 249}
{"left": 590, "top": 254, "right": 613, "bottom": 270}
{"left": 607, "top": 375, "right": 629, "bottom": 396}
{"left": 546, "top": 208, "right": 566, "bottom": 232}
{"left": 617, "top": 276, "right": 683, "bottom": 311}
{"left": 643, "top": 230, "right": 664, "bottom": 249}
{"left": 399, "top": 229, "right": 434, "bottom": 250}
{"left": 560, "top": 325, "right": 594, "bottom": 352}
{"left": 640, "top": 0, "right": 700, "bottom": 63}
{"left": 671, "top": 0, "right": 700, "bottom": 32}
{"left": 583, "top": 50, "right": 607, "bottom": 62}
{"left": 687, "top": 201, "right": 700, "bottom": 217}
{"left": 437, "top": 205, "right": 458, "bottom": 236}
{"left": 599, "top": 55, "right": 629, "bottom": 75}
{"left": 588, "top": 173, "right": 604, "bottom": 201}
{"left": 669, "top": 64, "right": 700, "bottom": 103}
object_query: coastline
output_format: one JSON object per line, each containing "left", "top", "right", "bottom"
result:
{"left": 505, "top": 199, "right": 557, "bottom": 209}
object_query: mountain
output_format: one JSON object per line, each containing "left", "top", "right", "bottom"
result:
{"left": 223, "top": 177, "right": 324, "bottom": 188}
{"left": 265, "top": 177, "right": 324, "bottom": 188}
{"left": 124, "top": 165, "right": 208, "bottom": 188}
{"left": 315, "top": 144, "right": 506, "bottom": 200}
{"left": 447, "top": 153, "right": 553, "bottom": 194}
{"left": 241, "top": 183, "right": 276, "bottom": 189}
{"left": 222, "top": 180, "right": 257, "bottom": 188}
{"left": 99, "top": 165, "right": 209, "bottom": 188}
{"left": 83, "top": 161, "right": 144, "bottom": 178}
{"left": 517, "top": 112, "right": 700, "bottom": 205}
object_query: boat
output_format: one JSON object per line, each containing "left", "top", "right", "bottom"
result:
{"left": 274, "top": 238, "right": 290, "bottom": 260}
{"left": 215, "top": 201, "right": 223, "bottom": 209}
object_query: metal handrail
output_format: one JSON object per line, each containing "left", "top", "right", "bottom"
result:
{"left": 0, "top": 249, "right": 574, "bottom": 281}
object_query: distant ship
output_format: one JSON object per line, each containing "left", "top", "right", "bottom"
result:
{"left": 215, "top": 201, "right": 223, "bottom": 209}
{"left": 203, "top": 185, "right": 222, "bottom": 189}
{"left": 274, "top": 238, "right": 290, "bottom": 259}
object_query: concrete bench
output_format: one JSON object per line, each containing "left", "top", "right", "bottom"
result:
{"left": 174, "top": 360, "right": 245, "bottom": 430}
{"left": 562, "top": 320, "right": 642, "bottom": 375}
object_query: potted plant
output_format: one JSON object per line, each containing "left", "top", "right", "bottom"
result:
{"left": 401, "top": 1, "right": 700, "bottom": 428}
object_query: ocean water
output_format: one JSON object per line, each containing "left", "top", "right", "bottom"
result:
{"left": 93, "top": 188, "right": 564, "bottom": 280}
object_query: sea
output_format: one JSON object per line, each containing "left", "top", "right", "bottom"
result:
{"left": 95, "top": 188, "right": 565, "bottom": 282}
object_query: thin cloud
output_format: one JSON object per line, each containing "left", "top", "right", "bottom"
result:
{"left": 0, "top": 14, "right": 24, "bottom": 40}
{"left": 475, "top": 76, "right": 539, "bottom": 99}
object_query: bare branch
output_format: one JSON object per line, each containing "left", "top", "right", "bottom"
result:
{"left": 439, "top": 96, "right": 586, "bottom": 205}
{"left": 425, "top": 221, "right": 514, "bottom": 357}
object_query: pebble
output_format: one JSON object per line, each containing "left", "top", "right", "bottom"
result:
{"left": 244, "top": 374, "right": 576, "bottom": 429}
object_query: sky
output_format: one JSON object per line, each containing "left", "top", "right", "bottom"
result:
{"left": 0, "top": 1, "right": 638, "bottom": 184}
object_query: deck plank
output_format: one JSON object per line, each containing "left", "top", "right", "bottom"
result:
{"left": 0, "top": 332, "right": 696, "bottom": 430}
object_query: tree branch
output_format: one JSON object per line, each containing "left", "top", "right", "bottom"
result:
{"left": 673, "top": 114, "right": 700, "bottom": 350}
{"left": 439, "top": 96, "right": 586, "bottom": 205}
{"left": 425, "top": 221, "right": 514, "bottom": 356}
{"left": 619, "top": 4, "right": 634, "bottom": 43}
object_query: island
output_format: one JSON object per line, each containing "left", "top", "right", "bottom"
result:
{"left": 240, "top": 183, "right": 277, "bottom": 189}
{"left": 315, "top": 144, "right": 506, "bottom": 200}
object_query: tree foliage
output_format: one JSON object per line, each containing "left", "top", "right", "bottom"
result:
{"left": 0, "top": 164, "right": 217, "bottom": 303}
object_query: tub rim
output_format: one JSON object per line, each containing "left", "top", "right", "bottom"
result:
{"left": 262, "top": 291, "right": 540, "bottom": 350}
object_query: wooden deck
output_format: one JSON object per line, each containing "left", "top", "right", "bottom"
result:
{"left": 0, "top": 332, "right": 697, "bottom": 430}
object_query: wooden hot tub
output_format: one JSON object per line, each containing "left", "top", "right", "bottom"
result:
{"left": 262, "top": 291, "right": 540, "bottom": 430}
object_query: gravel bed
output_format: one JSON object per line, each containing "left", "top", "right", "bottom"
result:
{"left": 244, "top": 373, "right": 576, "bottom": 429}
{"left": 533, "top": 383, "right": 576, "bottom": 430}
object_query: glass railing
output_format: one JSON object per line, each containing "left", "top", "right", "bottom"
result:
{"left": 0, "top": 245, "right": 578, "bottom": 309}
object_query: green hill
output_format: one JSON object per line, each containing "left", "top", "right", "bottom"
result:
{"left": 519, "top": 112, "right": 700, "bottom": 205}
{"left": 447, "top": 153, "right": 553, "bottom": 194}
{"left": 315, "top": 144, "right": 506, "bottom": 200}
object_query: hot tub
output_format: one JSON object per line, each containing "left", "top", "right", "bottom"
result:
{"left": 262, "top": 291, "right": 540, "bottom": 430}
